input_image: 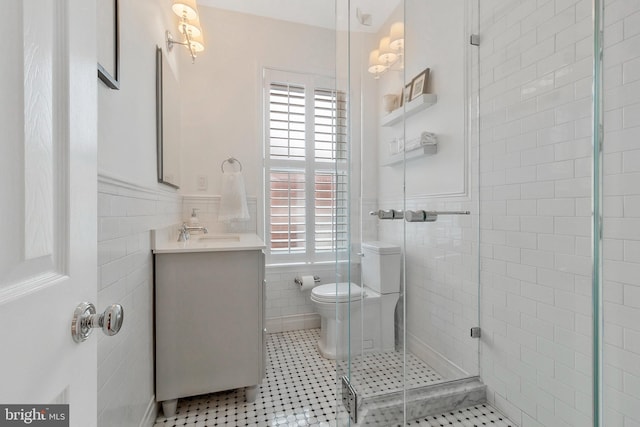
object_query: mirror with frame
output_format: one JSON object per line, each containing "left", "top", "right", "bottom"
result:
{"left": 156, "top": 46, "right": 181, "bottom": 189}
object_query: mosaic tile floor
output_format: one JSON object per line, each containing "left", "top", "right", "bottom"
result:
{"left": 343, "top": 351, "right": 444, "bottom": 398}
{"left": 153, "top": 328, "right": 515, "bottom": 427}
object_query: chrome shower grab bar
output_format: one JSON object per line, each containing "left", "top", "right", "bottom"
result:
{"left": 369, "top": 209, "right": 470, "bottom": 222}
{"left": 404, "top": 210, "right": 471, "bottom": 222}
{"left": 369, "top": 209, "right": 404, "bottom": 220}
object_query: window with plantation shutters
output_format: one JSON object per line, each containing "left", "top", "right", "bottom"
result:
{"left": 264, "top": 69, "right": 347, "bottom": 263}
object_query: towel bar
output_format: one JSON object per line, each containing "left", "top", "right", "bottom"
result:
{"left": 221, "top": 157, "right": 243, "bottom": 173}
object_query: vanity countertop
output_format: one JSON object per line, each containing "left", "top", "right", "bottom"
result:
{"left": 152, "top": 228, "right": 266, "bottom": 254}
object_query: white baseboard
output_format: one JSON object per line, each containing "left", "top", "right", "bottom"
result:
{"left": 266, "top": 313, "right": 320, "bottom": 333}
{"left": 139, "top": 395, "right": 158, "bottom": 427}
{"left": 407, "top": 332, "right": 468, "bottom": 381}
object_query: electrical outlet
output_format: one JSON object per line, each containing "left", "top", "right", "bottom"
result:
{"left": 197, "top": 175, "right": 208, "bottom": 191}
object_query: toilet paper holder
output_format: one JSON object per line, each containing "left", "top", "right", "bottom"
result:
{"left": 294, "top": 275, "right": 320, "bottom": 286}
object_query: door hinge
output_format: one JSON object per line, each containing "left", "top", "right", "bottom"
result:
{"left": 598, "top": 126, "right": 604, "bottom": 153}
{"left": 470, "top": 34, "right": 480, "bottom": 46}
{"left": 470, "top": 327, "right": 481, "bottom": 338}
{"left": 341, "top": 376, "right": 358, "bottom": 423}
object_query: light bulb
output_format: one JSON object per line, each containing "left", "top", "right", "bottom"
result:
{"left": 378, "top": 37, "right": 397, "bottom": 65}
{"left": 171, "top": 0, "right": 198, "bottom": 20}
{"left": 368, "top": 49, "right": 386, "bottom": 75}
{"left": 389, "top": 22, "right": 404, "bottom": 51}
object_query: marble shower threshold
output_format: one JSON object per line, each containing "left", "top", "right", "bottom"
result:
{"left": 351, "top": 376, "right": 487, "bottom": 426}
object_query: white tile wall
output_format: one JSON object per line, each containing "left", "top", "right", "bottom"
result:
{"left": 603, "top": 0, "right": 640, "bottom": 425}
{"left": 97, "top": 175, "right": 182, "bottom": 427}
{"left": 478, "top": 0, "right": 596, "bottom": 425}
{"left": 264, "top": 262, "right": 358, "bottom": 333}
{"left": 182, "top": 195, "right": 258, "bottom": 234}
{"left": 377, "top": 196, "right": 480, "bottom": 379}
{"left": 264, "top": 264, "right": 338, "bottom": 333}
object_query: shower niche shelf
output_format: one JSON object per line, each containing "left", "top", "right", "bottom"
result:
{"left": 381, "top": 93, "right": 438, "bottom": 127}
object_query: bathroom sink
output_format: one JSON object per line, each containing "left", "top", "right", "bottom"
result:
{"left": 198, "top": 234, "right": 241, "bottom": 242}
{"left": 152, "top": 227, "right": 265, "bottom": 253}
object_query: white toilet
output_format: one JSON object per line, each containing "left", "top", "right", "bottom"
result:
{"left": 310, "top": 241, "right": 401, "bottom": 359}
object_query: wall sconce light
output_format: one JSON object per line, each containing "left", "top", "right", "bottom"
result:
{"left": 368, "top": 22, "right": 404, "bottom": 79}
{"left": 166, "top": 0, "right": 205, "bottom": 63}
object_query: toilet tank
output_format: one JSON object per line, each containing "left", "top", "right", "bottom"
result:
{"left": 361, "top": 241, "right": 401, "bottom": 294}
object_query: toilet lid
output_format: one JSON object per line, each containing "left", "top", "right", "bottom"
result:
{"left": 311, "top": 282, "right": 363, "bottom": 303}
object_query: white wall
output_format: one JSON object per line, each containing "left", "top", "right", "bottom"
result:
{"left": 178, "top": 7, "right": 337, "bottom": 197}
{"left": 602, "top": 0, "right": 640, "bottom": 425}
{"left": 97, "top": 0, "right": 182, "bottom": 426}
{"left": 478, "top": 1, "right": 594, "bottom": 425}
{"left": 98, "top": 0, "right": 179, "bottom": 187}
{"left": 376, "top": 2, "right": 468, "bottom": 201}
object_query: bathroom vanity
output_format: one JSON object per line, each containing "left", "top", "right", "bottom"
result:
{"left": 152, "top": 229, "right": 266, "bottom": 416}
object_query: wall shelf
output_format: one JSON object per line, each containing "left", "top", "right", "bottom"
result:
{"left": 382, "top": 142, "right": 438, "bottom": 166}
{"left": 381, "top": 93, "right": 438, "bottom": 127}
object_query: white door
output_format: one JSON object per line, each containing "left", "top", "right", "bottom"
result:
{"left": 0, "top": 0, "right": 98, "bottom": 425}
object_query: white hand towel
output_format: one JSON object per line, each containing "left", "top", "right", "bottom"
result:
{"left": 420, "top": 131, "right": 437, "bottom": 144}
{"left": 218, "top": 171, "right": 250, "bottom": 221}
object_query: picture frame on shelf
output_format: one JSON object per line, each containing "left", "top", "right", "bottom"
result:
{"left": 401, "top": 83, "right": 412, "bottom": 106}
{"left": 410, "top": 68, "right": 430, "bottom": 101}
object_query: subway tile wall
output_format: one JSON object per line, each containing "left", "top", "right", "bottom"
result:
{"left": 98, "top": 186, "right": 333, "bottom": 426}
{"left": 602, "top": 0, "right": 640, "bottom": 425}
{"left": 377, "top": 196, "right": 480, "bottom": 380}
{"left": 182, "top": 196, "right": 258, "bottom": 234}
{"left": 97, "top": 175, "right": 182, "bottom": 427}
{"left": 264, "top": 264, "right": 338, "bottom": 333}
{"left": 478, "top": 1, "right": 594, "bottom": 426}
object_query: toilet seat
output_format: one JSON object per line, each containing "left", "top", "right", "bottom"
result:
{"left": 311, "top": 282, "right": 363, "bottom": 303}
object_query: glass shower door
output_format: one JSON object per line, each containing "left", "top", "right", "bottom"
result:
{"left": 476, "top": 0, "right": 597, "bottom": 426}
{"left": 336, "top": 1, "right": 481, "bottom": 425}
{"left": 399, "top": 0, "right": 481, "bottom": 388}
{"left": 601, "top": 0, "right": 640, "bottom": 425}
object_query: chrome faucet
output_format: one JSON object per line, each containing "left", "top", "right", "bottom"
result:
{"left": 177, "top": 223, "right": 209, "bottom": 242}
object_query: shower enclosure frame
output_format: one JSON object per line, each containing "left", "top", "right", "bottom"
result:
{"left": 333, "top": 0, "right": 612, "bottom": 425}
{"left": 334, "top": 0, "right": 484, "bottom": 425}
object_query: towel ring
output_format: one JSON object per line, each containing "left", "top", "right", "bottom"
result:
{"left": 221, "top": 157, "right": 243, "bottom": 173}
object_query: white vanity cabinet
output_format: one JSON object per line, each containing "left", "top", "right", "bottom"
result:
{"left": 152, "top": 232, "right": 266, "bottom": 417}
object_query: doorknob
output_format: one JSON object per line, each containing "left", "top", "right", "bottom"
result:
{"left": 71, "top": 302, "right": 124, "bottom": 343}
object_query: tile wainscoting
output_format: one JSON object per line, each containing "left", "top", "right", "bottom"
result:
{"left": 97, "top": 174, "right": 182, "bottom": 427}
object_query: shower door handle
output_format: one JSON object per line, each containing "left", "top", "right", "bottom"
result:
{"left": 369, "top": 209, "right": 404, "bottom": 220}
{"left": 404, "top": 210, "right": 470, "bottom": 222}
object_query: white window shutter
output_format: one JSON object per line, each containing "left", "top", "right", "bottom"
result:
{"left": 264, "top": 70, "right": 348, "bottom": 263}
